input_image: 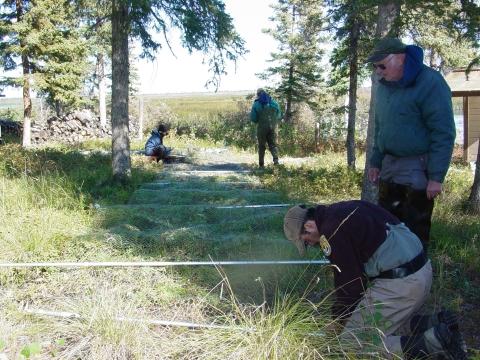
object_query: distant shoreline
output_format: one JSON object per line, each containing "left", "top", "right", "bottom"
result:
{"left": 138, "top": 90, "right": 251, "bottom": 98}
{"left": 0, "top": 90, "right": 253, "bottom": 101}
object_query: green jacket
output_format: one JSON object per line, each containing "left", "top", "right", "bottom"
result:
{"left": 250, "top": 93, "right": 281, "bottom": 124}
{"left": 370, "top": 45, "right": 456, "bottom": 183}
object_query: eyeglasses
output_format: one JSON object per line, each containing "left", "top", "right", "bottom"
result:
{"left": 301, "top": 229, "right": 311, "bottom": 235}
{"left": 373, "top": 55, "right": 394, "bottom": 70}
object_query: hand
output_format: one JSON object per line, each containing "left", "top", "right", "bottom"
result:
{"left": 426, "top": 179, "right": 442, "bottom": 200}
{"left": 368, "top": 168, "right": 380, "bottom": 187}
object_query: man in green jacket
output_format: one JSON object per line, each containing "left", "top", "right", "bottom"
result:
{"left": 249, "top": 88, "right": 282, "bottom": 167}
{"left": 367, "top": 38, "right": 456, "bottom": 252}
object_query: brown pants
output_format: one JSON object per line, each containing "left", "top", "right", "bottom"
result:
{"left": 341, "top": 261, "right": 433, "bottom": 358}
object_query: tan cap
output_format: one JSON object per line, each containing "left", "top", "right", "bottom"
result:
{"left": 284, "top": 206, "right": 308, "bottom": 257}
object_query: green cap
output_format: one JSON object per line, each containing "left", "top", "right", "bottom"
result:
{"left": 366, "top": 38, "right": 407, "bottom": 63}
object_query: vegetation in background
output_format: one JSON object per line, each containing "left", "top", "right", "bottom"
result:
{"left": 1, "top": 115, "right": 479, "bottom": 358}
{"left": 259, "top": 0, "right": 327, "bottom": 123}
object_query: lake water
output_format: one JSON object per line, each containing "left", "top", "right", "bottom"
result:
{"left": 455, "top": 114, "right": 463, "bottom": 145}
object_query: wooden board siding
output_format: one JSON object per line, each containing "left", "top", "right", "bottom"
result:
{"left": 467, "top": 96, "right": 480, "bottom": 162}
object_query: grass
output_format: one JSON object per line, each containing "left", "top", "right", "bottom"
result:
{"left": 1, "top": 119, "right": 479, "bottom": 358}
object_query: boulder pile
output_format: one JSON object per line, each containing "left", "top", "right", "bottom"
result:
{"left": 1, "top": 109, "right": 140, "bottom": 145}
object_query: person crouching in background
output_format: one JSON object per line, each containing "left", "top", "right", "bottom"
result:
{"left": 145, "top": 124, "right": 173, "bottom": 162}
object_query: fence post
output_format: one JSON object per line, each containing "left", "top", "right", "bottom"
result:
{"left": 315, "top": 123, "right": 319, "bottom": 151}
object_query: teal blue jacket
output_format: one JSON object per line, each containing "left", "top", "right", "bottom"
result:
{"left": 370, "top": 45, "right": 456, "bottom": 183}
{"left": 250, "top": 93, "right": 281, "bottom": 123}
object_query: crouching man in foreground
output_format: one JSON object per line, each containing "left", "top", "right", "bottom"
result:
{"left": 284, "top": 200, "right": 466, "bottom": 359}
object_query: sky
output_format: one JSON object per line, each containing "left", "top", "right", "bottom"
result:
{"left": 1, "top": 0, "right": 278, "bottom": 98}
{"left": 134, "top": 0, "right": 278, "bottom": 95}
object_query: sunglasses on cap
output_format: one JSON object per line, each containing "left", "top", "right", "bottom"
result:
{"left": 372, "top": 55, "right": 394, "bottom": 70}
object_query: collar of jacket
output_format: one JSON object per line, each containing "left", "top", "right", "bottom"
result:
{"left": 379, "top": 44, "right": 424, "bottom": 89}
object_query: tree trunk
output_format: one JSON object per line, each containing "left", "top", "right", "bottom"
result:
{"left": 346, "top": 17, "right": 359, "bottom": 170}
{"left": 466, "top": 137, "right": 480, "bottom": 213}
{"left": 98, "top": 51, "right": 107, "bottom": 128}
{"left": 111, "top": 0, "right": 131, "bottom": 183}
{"left": 56, "top": 101, "right": 64, "bottom": 117}
{"left": 361, "top": 2, "right": 401, "bottom": 203}
{"left": 284, "top": 64, "right": 294, "bottom": 124}
{"left": 284, "top": 5, "right": 296, "bottom": 125}
{"left": 21, "top": 59, "right": 32, "bottom": 148}
{"left": 17, "top": 0, "right": 31, "bottom": 148}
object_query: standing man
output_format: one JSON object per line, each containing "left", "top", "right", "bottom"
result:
{"left": 366, "top": 38, "right": 456, "bottom": 252}
{"left": 284, "top": 202, "right": 466, "bottom": 359}
{"left": 249, "top": 88, "right": 281, "bottom": 167}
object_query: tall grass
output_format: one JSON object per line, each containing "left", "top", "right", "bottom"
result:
{"left": 0, "top": 170, "right": 90, "bottom": 266}
{"left": 1, "top": 95, "right": 479, "bottom": 357}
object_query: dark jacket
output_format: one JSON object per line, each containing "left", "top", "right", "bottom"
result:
{"left": 314, "top": 201, "right": 400, "bottom": 318}
{"left": 370, "top": 45, "right": 456, "bottom": 183}
{"left": 145, "top": 130, "right": 171, "bottom": 156}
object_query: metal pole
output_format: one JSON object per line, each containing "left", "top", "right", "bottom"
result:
{"left": 175, "top": 170, "right": 251, "bottom": 174}
{"left": 215, "top": 204, "right": 289, "bottom": 209}
{"left": 23, "top": 308, "right": 324, "bottom": 335}
{"left": 24, "top": 308, "right": 244, "bottom": 330}
{"left": 1, "top": 260, "right": 329, "bottom": 268}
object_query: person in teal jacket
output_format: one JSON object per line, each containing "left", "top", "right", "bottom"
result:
{"left": 249, "top": 88, "right": 282, "bottom": 167}
{"left": 366, "top": 38, "right": 456, "bottom": 252}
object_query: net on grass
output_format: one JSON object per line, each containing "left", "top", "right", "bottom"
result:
{"left": 84, "top": 149, "right": 329, "bottom": 302}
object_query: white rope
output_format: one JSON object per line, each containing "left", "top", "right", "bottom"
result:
{"left": 0, "top": 260, "right": 329, "bottom": 268}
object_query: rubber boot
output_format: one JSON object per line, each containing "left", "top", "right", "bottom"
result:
{"left": 270, "top": 147, "right": 279, "bottom": 165}
{"left": 404, "top": 187, "right": 434, "bottom": 253}
{"left": 401, "top": 332, "right": 429, "bottom": 359}
{"left": 258, "top": 147, "right": 265, "bottom": 167}
{"left": 410, "top": 310, "right": 467, "bottom": 353}
{"left": 378, "top": 180, "right": 405, "bottom": 221}
{"left": 401, "top": 324, "right": 466, "bottom": 360}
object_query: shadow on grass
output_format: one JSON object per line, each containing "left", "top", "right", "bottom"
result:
{"left": 0, "top": 144, "right": 159, "bottom": 205}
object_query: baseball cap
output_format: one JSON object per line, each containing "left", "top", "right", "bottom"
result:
{"left": 284, "top": 206, "right": 308, "bottom": 257}
{"left": 366, "top": 38, "right": 407, "bottom": 63}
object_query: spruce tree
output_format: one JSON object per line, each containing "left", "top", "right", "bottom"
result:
{"left": 107, "top": 0, "right": 247, "bottom": 182}
{"left": 0, "top": 0, "right": 91, "bottom": 145}
{"left": 259, "top": 0, "right": 327, "bottom": 123}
